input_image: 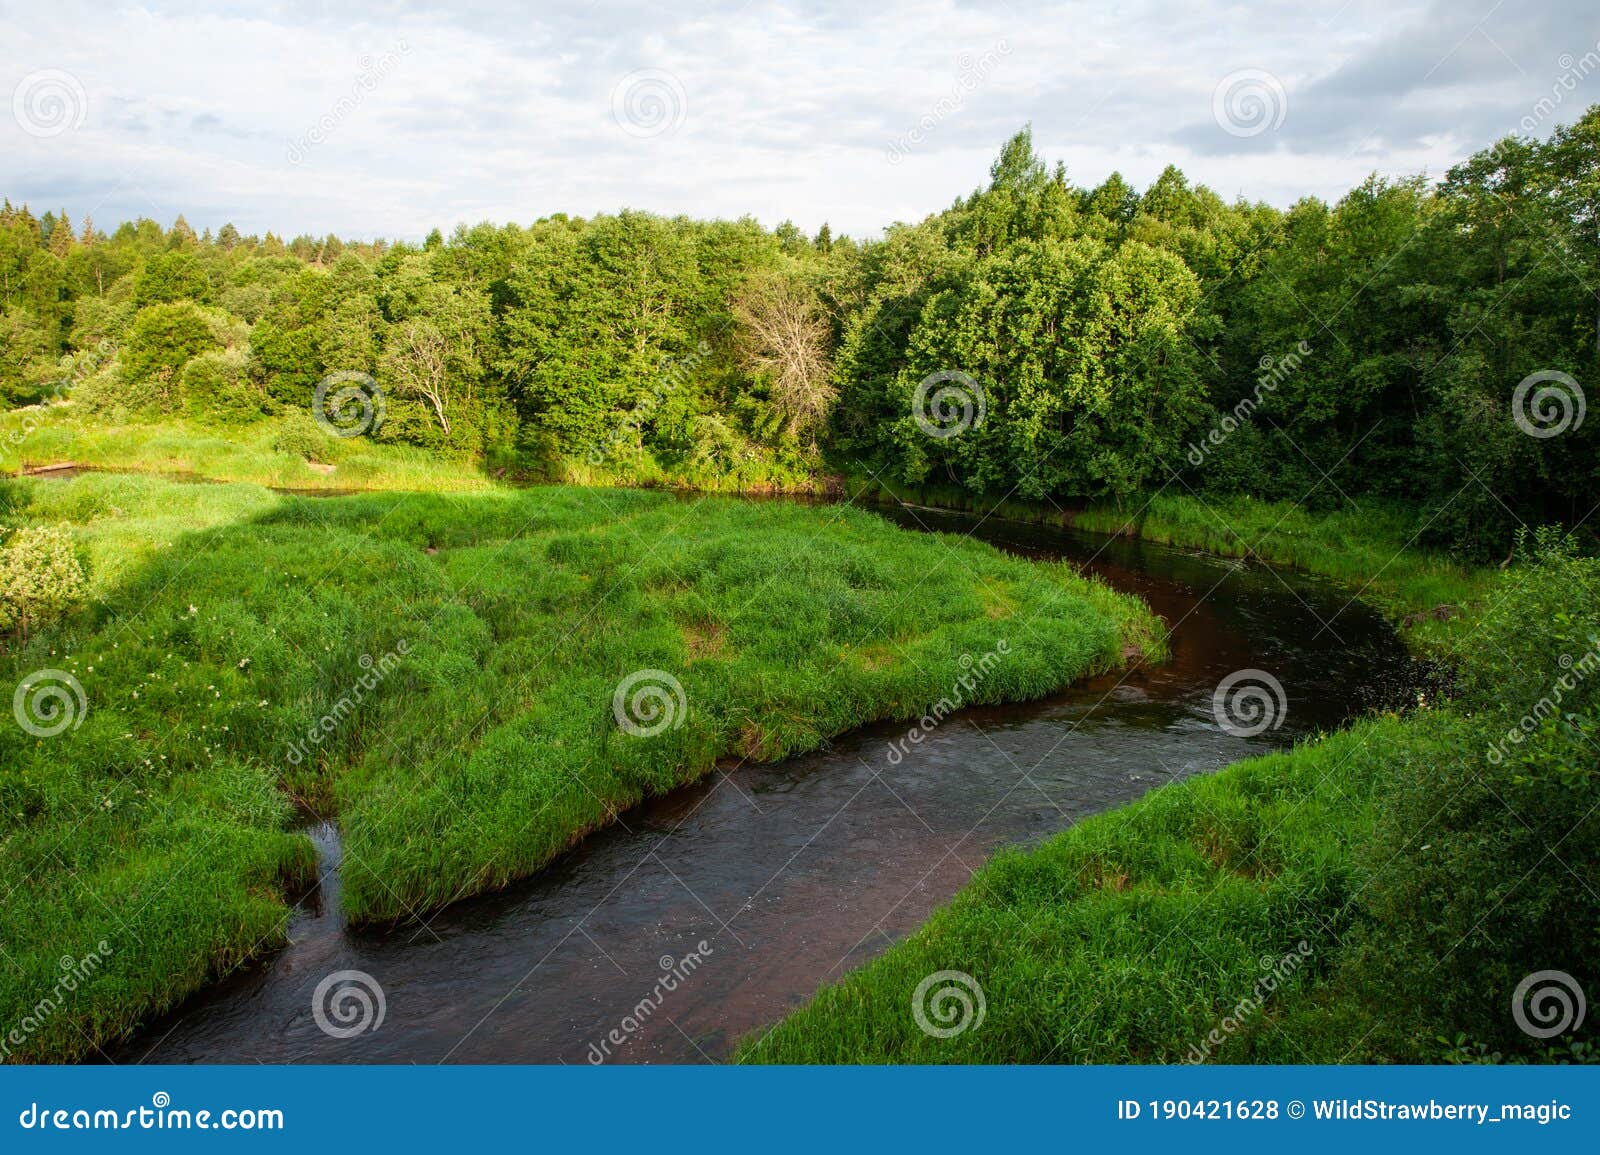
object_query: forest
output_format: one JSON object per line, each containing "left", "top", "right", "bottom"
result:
{"left": 4, "top": 111, "right": 1597, "bottom": 558}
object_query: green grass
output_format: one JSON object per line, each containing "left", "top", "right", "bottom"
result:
{"left": 1075, "top": 493, "right": 1494, "bottom": 649}
{"left": 736, "top": 534, "right": 1599, "bottom": 1066}
{"left": 1, "top": 408, "right": 495, "bottom": 492}
{"left": 0, "top": 473, "right": 1159, "bottom": 1061}
{"left": 849, "top": 477, "right": 1493, "bottom": 651}
{"left": 736, "top": 713, "right": 1437, "bottom": 1063}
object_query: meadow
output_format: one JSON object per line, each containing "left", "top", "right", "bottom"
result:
{"left": 0, "top": 472, "right": 1160, "bottom": 1061}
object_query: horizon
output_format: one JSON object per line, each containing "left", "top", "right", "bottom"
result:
{"left": 4, "top": 0, "right": 1597, "bottom": 244}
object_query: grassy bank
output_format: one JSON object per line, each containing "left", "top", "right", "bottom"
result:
{"left": 849, "top": 477, "right": 1492, "bottom": 647}
{"left": 2, "top": 408, "right": 833, "bottom": 496}
{"left": 0, "top": 473, "right": 1160, "bottom": 1061}
{"left": 2, "top": 408, "right": 495, "bottom": 492}
{"left": 738, "top": 544, "right": 1600, "bottom": 1064}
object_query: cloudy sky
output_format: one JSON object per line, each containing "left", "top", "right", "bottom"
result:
{"left": 2, "top": 0, "right": 1596, "bottom": 242}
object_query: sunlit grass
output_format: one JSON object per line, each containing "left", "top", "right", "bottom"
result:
{"left": 0, "top": 473, "right": 1157, "bottom": 1060}
{"left": 0, "top": 408, "right": 495, "bottom": 492}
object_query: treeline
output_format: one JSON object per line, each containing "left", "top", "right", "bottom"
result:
{"left": 3, "top": 107, "right": 1599, "bottom": 555}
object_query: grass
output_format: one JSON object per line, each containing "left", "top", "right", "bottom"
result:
{"left": 0, "top": 473, "right": 1159, "bottom": 1061}
{"left": 736, "top": 536, "right": 1599, "bottom": 1066}
{"left": 1074, "top": 493, "right": 1494, "bottom": 649}
{"left": 1, "top": 407, "right": 495, "bottom": 493}
{"left": 735, "top": 713, "right": 1435, "bottom": 1063}
{"left": 848, "top": 476, "right": 1494, "bottom": 652}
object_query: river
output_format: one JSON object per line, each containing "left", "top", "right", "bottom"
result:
{"left": 109, "top": 501, "right": 1412, "bottom": 1064}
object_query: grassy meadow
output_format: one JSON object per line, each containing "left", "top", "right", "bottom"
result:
{"left": 0, "top": 472, "right": 1160, "bottom": 1061}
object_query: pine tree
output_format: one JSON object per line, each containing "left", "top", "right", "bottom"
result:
{"left": 49, "top": 210, "right": 74, "bottom": 256}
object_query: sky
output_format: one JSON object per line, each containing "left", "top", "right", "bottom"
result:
{"left": 2, "top": 0, "right": 1597, "bottom": 243}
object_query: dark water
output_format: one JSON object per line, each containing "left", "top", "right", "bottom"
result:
{"left": 110, "top": 504, "right": 1410, "bottom": 1065}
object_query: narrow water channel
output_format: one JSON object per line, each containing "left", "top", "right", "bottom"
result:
{"left": 110, "top": 504, "right": 1412, "bottom": 1064}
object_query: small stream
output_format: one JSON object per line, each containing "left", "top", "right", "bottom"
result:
{"left": 110, "top": 503, "right": 1413, "bottom": 1064}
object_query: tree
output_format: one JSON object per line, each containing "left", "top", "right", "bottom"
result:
{"left": 732, "top": 269, "right": 835, "bottom": 440}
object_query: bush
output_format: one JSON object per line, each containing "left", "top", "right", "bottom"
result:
{"left": 120, "top": 302, "right": 220, "bottom": 412}
{"left": 0, "top": 524, "right": 86, "bottom": 633}
{"left": 271, "top": 410, "right": 342, "bottom": 464}
{"left": 181, "top": 349, "right": 266, "bottom": 424}
{"left": 1345, "top": 539, "right": 1600, "bottom": 1057}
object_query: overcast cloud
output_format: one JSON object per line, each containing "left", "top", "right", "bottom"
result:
{"left": 2, "top": 0, "right": 1597, "bottom": 241}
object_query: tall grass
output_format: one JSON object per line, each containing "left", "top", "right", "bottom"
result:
{"left": 735, "top": 715, "right": 1425, "bottom": 1063}
{"left": 0, "top": 473, "right": 1157, "bottom": 1061}
{"left": 1, "top": 409, "right": 494, "bottom": 492}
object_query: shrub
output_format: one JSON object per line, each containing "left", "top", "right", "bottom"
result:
{"left": 1346, "top": 539, "right": 1600, "bottom": 1057}
{"left": 0, "top": 524, "right": 86, "bottom": 633}
{"left": 181, "top": 348, "right": 266, "bottom": 424}
{"left": 120, "top": 302, "right": 220, "bottom": 411}
{"left": 272, "top": 410, "right": 342, "bottom": 463}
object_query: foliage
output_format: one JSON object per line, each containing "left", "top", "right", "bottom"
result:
{"left": 0, "top": 523, "right": 86, "bottom": 633}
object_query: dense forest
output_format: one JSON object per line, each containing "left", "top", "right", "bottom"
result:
{"left": 5, "top": 109, "right": 1599, "bottom": 558}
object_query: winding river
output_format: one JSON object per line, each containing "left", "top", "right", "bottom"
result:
{"left": 109, "top": 502, "right": 1413, "bottom": 1064}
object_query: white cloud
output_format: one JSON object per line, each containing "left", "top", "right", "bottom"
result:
{"left": 1, "top": 0, "right": 1594, "bottom": 241}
